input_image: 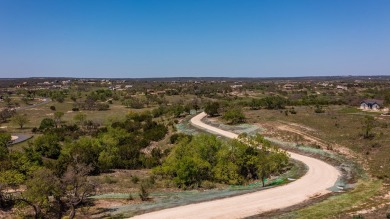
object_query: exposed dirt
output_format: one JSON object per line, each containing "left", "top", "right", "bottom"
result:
{"left": 132, "top": 112, "right": 341, "bottom": 219}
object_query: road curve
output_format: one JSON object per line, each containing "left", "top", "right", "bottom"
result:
{"left": 133, "top": 112, "right": 341, "bottom": 219}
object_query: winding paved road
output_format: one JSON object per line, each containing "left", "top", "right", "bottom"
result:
{"left": 133, "top": 112, "right": 341, "bottom": 219}
{"left": 15, "top": 98, "right": 51, "bottom": 111}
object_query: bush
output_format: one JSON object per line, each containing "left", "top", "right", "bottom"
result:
{"left": 50, "top": 105, "right": 56, "bottom": 111}
{"left": 314, "top": 105, "right": 325, "bottom": 113}
{"left": 103, "top": 176, "right": 118, "bottom": 184}
{"left": 127, "top": 194, "right": 134, "bottom": 201}
{"left": 155, "top": 134, "right": 289, "bottom": 188}
{"left": 97, "top": 103, "right": 109, "bottom": 111}
{"left": 386, "top": 213, "right": 390, "bottom": 219}
{"left": 170, "top": 133, "right": 191, "bottom": 144}
{"left": 139, "top": 183, "right": 149, "bottom": 201}
{"left": 131, "top": 175, "right": 140, "bottom": 184}
{"left": 222, "top": 107, "right": 245, "bottom": 124}
{"left": 289, "top": 108, "right": 297, "bottom": 114}
{"left": 204, "top": 101, "right": 220, "bottom": 117}
{"left": 72, "top": 107, "right": 79, "bottom": 111}
{"left": 39, "top": 118, "right": 56, "bottom": 130}
{"left": 202, "top": 180, "right": 216, "bottom": 189}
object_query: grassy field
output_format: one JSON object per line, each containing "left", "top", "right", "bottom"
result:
{"left": 286, "top": 180, "right": 383, "bottom": 219}
{"left": 244, "top": 105, "right": 390, "bottom": 180}
{"left": 241, "top": 105, "right": 390, "bottom": 218}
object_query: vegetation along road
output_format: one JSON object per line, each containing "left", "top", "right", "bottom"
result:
{"left": 133, "top": 112, "right": 341, "bottom": 219}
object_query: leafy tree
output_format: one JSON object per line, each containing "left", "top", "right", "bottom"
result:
{"left": 204, "top": 102, "right": 220, "bottom": 117}
{"left": 21, "top": 168, "right": 62, "bottom": 219}
{"left": 39, "top": 118, "right": 56, "bottom": 130}
{"left": 53, "top": 111, "right": 65, "bottom": 128}
{"left": 362, "top": 115, "right": 375, "bottom": 139}
{"left": 32, "top": 134, "right": 61, "bottom": 159}
{"left": 50, "top": 91, "right": 66, "bottom": 103}
{"left": 263, "top": 96, "right": 287, "bottom": 109}
{"left": 170, "top": 104, "right": 185, "bottom": 118}
{"left": 0, "top": 109, "right": 15, "bottom": 123}
{"left": 0, "top": 133, "right": 11, "bottom": 160}
{"left": 222, "top": 107, "right": 245, "bottom": 124}
{"left": 60, "top": 137, "right": 101, "bottom": 174}
{"left": 0, "top": 170, "right": 25, "bottom": 188}
{"left": 123, "top": 98, "right": 144, "bottom": 109}
{"left": 3, "top": 96, "right": 12, "bottom": 108}
{"left": 155, "top": 134, "right": 289, "bottom": 188}
{"left": 11, "top": 113, "right": 29, "bottom": 129}
{"left": 73, "top": 113, "right": 87, "bottom": 126}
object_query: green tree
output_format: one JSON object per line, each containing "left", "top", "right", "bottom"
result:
{"left": 204, "top": 102, "right": 220, "bottom": 117}
{"left": 32, "top": 134, "right": 61, "bottom": 159}
{"left": 22, "top": 168, "right": 62, "bottom": 219}
{"left": 362, "top": 115, "right": 375, "bottom": 139}
{"left": 11, "top": 113, "right": 30, "bottom": 129}
{"left": 0, "top": 133, "right": 11, "bottom": 160}
{"left": 53, "top": 111, "right": 65, "bottom": 128}
{"left": 222, "top": 107, "right": 246, "bottom": 124}
{"left": 39, "top": 118, "right": 56, "bottom": 130}
{"left": 73, "top": 113, "right": 87, "bottom": 126}
{"left": 60, "top": 137, "right": 101, "bottom": 174}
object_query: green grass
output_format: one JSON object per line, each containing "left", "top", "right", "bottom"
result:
{"left": 286, "top": 180, "right": 382, "bottom": 219}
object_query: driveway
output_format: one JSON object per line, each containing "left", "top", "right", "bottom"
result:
{"left": 133, "top": 112, "right": 341, "bottom": 219}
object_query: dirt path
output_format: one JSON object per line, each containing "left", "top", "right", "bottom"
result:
{"left": 132, "top": 112, "right": 341, "bottom": 219}
{"left": 275, "top": 122, "right": 329, "bottom": 148}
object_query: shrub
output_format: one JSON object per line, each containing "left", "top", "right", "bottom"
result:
{"left": 103, "top": 176, "right": 118, "bottom": 184}
{"left": 139, "top": 183, "right": 149, "bottom": 201}
{"left": 386, "top": 213, "right": 390, "bottom": 219}
{"left": 127, "top": 194, "right": 134, "bottom": 201}
{"left": 202, "top": 180, "right": 216, "bottom": 189}
{"left": 50, "top": 105, "right": 56, "bottom": 111}
{"left": 72, "top": 107, "right": 79, "bottom": 111}
{"left": 131, "top": 175, "right": 140, "bottom": 184}
{"left": 222, "top": 107, "right": 245, "bottom": 124}
{"left": 204, "top": 101, "right": 220, "bottom": 117}
{"left": 97, "top": 103, "right": 110, "bottom": 111}
{"left": 289, "top": 108, "right": 297, "bottom": 114}
{"left": 170, "top": 133, "right": 191, "bottom": 144}
{"left": 314, "top": 105, "right": 325, "bottom": 113}
{"left": 39, "top": 118, "right": 56, "bottom": 130}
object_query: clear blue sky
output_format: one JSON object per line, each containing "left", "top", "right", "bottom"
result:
{"left": 1, "top": 0, "right": 389, "bottom": 78}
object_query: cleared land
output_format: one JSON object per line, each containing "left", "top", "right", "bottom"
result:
{"left": 132, "top": 112, "right": 341, "bottom": 219}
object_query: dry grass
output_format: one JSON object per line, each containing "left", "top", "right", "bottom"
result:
{"left": 244, "top": 106, "right": 390, "bottom": 180}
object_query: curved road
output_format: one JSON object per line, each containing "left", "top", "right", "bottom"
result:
{"left": 15, "top": 98, "right": 51, "bottom": 111}
{"left": 133, "top": 112, "right": 341, "bottom": 219}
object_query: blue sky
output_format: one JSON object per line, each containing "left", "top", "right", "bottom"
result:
{"left": 0, "top": 0, "right": 389, "bottom": 78}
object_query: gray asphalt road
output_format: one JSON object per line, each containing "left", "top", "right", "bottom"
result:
{"left": 10, "top": 133, "right": 33, "bottom": 145}
{"left": 15, "top": 98, "right": 51, "bottom": 111}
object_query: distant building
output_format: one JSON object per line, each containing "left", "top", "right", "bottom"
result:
{"left": 283, "top": 84, "right": 294, "bottom": 90}
{"left": 360, "top": 99, "right": 384, "bottom": 111}
{"left": 230, "top": 85, "right": 243, "bottom": 89}
{"left": 336, "top": 85, "right": 348, "bottom": 91}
